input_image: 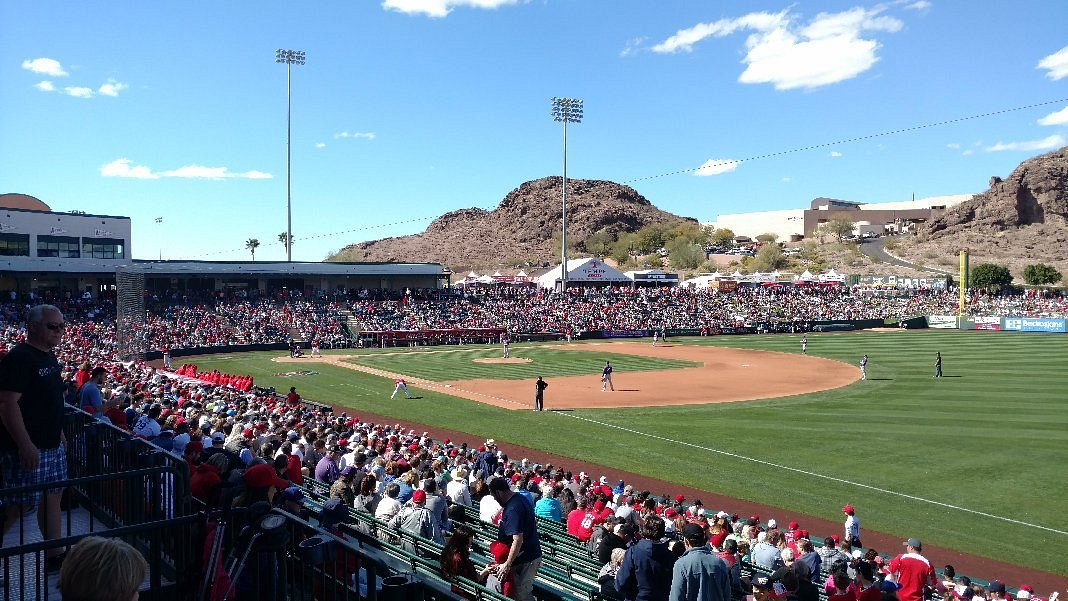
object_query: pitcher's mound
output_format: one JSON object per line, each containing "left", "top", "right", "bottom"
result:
{"left": 473, "top": 357, "right": 532, "bottom": 364}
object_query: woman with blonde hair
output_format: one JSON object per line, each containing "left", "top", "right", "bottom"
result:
{"left": 57, "top": 536, "right": 147, "bottom": 601}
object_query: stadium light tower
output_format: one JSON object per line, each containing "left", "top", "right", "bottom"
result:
{"left": 551, "top": 97, "right": 583, "bottom": 291}
{"left": 276, "top": 49, "right": 305, "bottom": 262}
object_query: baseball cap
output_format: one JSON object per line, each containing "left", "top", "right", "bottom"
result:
{"left": 242, "top": 464, "right": 289, "bottom": 489}
{"left": 211, "top": 431, "right": 226, "bottom": 443}
{"left": 767, "top": 519, "right": 777, "bottom": 529}
{"left": 987, "top": 582, "right": 1006, "bottom": 594}
{"left": 340, "top": 466, "right": 358, "bottom": 478}
{"left": 750, "top": 574, "right": 774, "bottom": 590}
{"left": 788, "top": 521, "right": 799, "bottom": 530}
{"left": 681, "top": 523, "right": 707, "bottom": 543}
{"left": 281, "top": 486, "right": 305, "bottom": 504}
{"left": 842, "top": 505, "right": 855, "bottom": 514}
{"left": 1016, "top": 586, "right": 1033, "bottom": 600}
{"left": 318, "top": 498, "right": 349, "bottom": 528}
{"left": 675, "top": 494, "right": 685, "bottom": 503}
{"left": 880, "top": 580, "right": 902, "bottom": 593}
{"left": 412, "top": 490, "right": 427, "bottom": 504}
{"left": 903, "top": 537, "right": 922, "bottom": 550}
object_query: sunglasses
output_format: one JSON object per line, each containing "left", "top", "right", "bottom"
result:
{"left": 44, "top": 322, "right": 67, "bottom": 331}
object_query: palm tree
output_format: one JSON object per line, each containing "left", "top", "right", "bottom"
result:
{"left": 245, "top": 238, "right": 260, "bottom": 261}
{"left": 278, "top": 232, "right": 293, "bottom": 253}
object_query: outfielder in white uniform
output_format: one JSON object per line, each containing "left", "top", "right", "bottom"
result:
{"left": 501, "top": 333, "right": 510, "bottom": 358}
{"left": 652, "top": 331, "right": 658, "bottom": 346}
{"left": 391, "top": 378, "right": 412, "bottom": 399}
{"left": 859, "top": 355, "right": 868, "bottom": 380}
{"left": 801, "top": 336, "right": 807, "bottom": 354}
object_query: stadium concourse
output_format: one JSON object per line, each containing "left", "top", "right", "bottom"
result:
{"left": 1, "top": 287, "right": 1067, "bottom": 599}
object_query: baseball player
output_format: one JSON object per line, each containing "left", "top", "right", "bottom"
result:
{"left": 652, "top": 329, "right": 658, "bottom": 346}
{"left": 859, "top": 355, "right": 868, "bottom": 380}
{"left": 311, "top": 338, "right": 321, "bottom": 357}
{"left": 801, "top": 335, "right": 807, "bottom": 354}
{"left": 501, "top": 332, "right": 510, "bottom": 358}
{"left": 934, "top": 352, "right": 942, "bottom": 377}
{"left": 601, "top": 361, "right": 614, "bottom": 391}
{"left": 534, "top": 376, "right": 548, "bottom": 411}
{"left": 391, "top": 378, "right": 412, "bottom": 399}
{"left": 162, "top": 347, "right": 171, "bottom": 369}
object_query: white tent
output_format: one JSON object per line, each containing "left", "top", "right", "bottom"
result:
{"left": 537, "top": 258, "right": 632, "bottom": 289}
{"left": 797, "top": 270, "right": 815, "bottom": 281}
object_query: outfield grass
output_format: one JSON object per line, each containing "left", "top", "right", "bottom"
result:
{"left": 349, "top": 346, "right": 698, "bottom": 381}
{"left": 190, "top": 331, "right": 1068, "bottom": 576}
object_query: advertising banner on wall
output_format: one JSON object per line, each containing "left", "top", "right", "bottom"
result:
{"left": 1002, "top": 317, "right": 1067, "bottom": 333}
{"left": 927, "top": 315, "right": 959, "bottom": 329}
{"left": 972, "top": 316, "right": 1002, "bottom": 331}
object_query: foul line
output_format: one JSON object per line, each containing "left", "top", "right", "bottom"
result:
{"left": 556, "top": 412, "right": 1068, "bottom": 536}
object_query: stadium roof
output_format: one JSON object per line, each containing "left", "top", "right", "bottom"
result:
{"left": 0, "top": 257, "right": 444, "bottom": 276}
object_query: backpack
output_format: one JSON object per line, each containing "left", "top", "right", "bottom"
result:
{"left": 586, "top": 523, "right": 607, "bottom": 554}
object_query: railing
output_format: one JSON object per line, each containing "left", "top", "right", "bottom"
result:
{"left": 0, "top": 407, "right": 195, "bottom": 600}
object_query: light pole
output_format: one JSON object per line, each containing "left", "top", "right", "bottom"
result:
{"left": 154, "top": 217, "right": 163, "bottom": 260}
{"left": 276, "top": 49, "right": 305, "bottom": 262}
{"left": 551, "top": 97, "right": 582, "bottom": 292}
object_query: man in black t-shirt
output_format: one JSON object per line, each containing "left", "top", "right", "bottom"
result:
{"left": 0, "top": 304, "right": 69, "bottom": 568}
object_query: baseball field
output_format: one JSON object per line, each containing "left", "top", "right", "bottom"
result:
{"left": 188, "top": 330, "right": 1068, "bottom": 578}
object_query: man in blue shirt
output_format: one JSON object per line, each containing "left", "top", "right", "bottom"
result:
{"left": 489, "top": 477, "right": 542, "bottom": 601}
{"left": 78, "top": 367, "right": 106, "bottom": 417}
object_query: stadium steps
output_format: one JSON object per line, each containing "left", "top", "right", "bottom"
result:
{"left": 214, "top": 311, "right": 247, "bottom": 344}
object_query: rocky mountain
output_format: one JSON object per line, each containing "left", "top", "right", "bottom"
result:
{"left": 923, "top": 146, "right": 1068, "bottom": 235}
{"left": 902, "top": 146, "right": 1068, "bottom": 278}
{"left": 330, "top": 177, "right": 697, "bottom": 270}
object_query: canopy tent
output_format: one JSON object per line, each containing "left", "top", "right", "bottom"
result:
{"left": 537, "top": 258, "right": 632, "bottom": 289}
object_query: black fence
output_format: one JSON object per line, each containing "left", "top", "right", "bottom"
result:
{"left": 0, "top": 408, "right": 195, "bottom": 600}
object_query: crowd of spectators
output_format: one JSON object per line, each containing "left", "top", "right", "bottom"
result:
{"left": 0, "top": 292, "right": 1058, "bottom": 599}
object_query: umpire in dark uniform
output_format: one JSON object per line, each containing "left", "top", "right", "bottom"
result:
{"left": 0, "top": 304, "right": 69, "bottom": 570}
{"left": 534, "top": 376, "right": 548, "bottom": 412}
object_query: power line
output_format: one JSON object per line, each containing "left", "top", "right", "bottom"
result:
{"left": 623, "top": 97, "right": 1068, "bottom": 183}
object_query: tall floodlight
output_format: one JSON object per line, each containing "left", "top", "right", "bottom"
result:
{"left": 551, "top": 97, "right": 583, "bottom": 291}
{"left": 276, "top": 49, "right": 305, "bottom": 262}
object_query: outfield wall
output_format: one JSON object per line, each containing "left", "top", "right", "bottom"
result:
{"left": 926, "top": 315, "right": 1067, "bottom": 333}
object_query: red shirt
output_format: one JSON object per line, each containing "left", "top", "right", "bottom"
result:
{"left": 286, "top": 391, "right": 300, "bottom": 405}
{"left": 566, "top": 509, "right": 595, "bottom": 541}
{"left": 889, "top": 553, "right": 936, "bottom": 601}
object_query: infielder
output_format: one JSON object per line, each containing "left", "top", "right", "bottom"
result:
{"left": 391, "top": 378, "right": 412, "bottom": 399}
{"left": 501, "top": 333, "right": 510, "bottom": 358}
{"left": 311, "top": 338, "right": 321, "bottom": 357}
{"left": 859, "top": 354, "right": 868, "bottom": 380}
{"left": 801, "top": 335, "right": 807, "bottom": 354}
{"left": 652, "top": 330, "right": 658, "bottom": 346}
{"left": 601, "top": 361, "right": 614, "bottom": 391}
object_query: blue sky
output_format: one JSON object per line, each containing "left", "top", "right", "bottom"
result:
{"left": 1, "top": 0, "right": 1066, "bottom": 262}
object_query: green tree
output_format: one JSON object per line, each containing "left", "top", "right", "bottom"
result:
{"left": 1022, "top": 263, "right": 1062, "bottom": 286}
{"left": 278, "top": 232, "right": 293, "bottom": 252}
{"left": 639, "top": 253, "right": 662, "bottom": 268}
{"left": 635, "top": 225, "right": 667, "bottom": 254}
{"left": 584, "top": 230, "right": 614, "bottom": 257}
{"left": 668, "top": 221, "right": 705, "bottom": 245}
{"left": 755, "top": 232, "right": 779, "bottom": 243}
{"left": 751, "top": 243, "right": 787, "bottom": 272}
{"left": 818, "top": 216, "right": 855, "bottom": 241}
{"left": 970, "top": 263, "right": 1013, "bottom": 291}
{"left": 245, "top": 238, "right": 260, "bottom": 261}
{"left": 708, "top": 227, "right": 735, "bottom": 247}
{"left": 667, "top": 239, "right": 704, "bottom": 270}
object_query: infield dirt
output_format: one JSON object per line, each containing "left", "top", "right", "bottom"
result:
{"left": 273, "top": 341, "right": 859, "bottom": 410}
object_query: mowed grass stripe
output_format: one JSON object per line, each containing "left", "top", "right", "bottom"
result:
{"left": 189, "top": 332, "right": 1068, "bottom": 576}
{"left": 348, "top": 346, "right": 698, "bottom": 381}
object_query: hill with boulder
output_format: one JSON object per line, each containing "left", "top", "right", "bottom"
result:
{"left": 900, "top": 146, "right": 1068, "bottom": 279}
{"left": 329, "top": 177, "right": 697, "bottom": 271}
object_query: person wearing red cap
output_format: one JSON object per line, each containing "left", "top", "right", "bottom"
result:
{"left": 237, "top": 463, "right": 290, "bottom": 506}
{"left": 843, "top": 505, "right": 861, "bottom": 548}
{"left": 390, "top": 378, "right": 412, "bottom": 400}
{"left": 387, "top": 488, "right": 439, "bottom": 554}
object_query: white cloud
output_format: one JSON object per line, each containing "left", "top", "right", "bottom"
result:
{"left": 830, "top": 151, "right": 842, "bottom": 157}
{"left": 781, "top": 177, "right": 791, "bottom": 183}
{"left": 101, "top": 158, "right": 159, "bottom": 179}
{"left": 945, "top": 143, "right": 960, "bottom": 149}
{"left": 382, "top": 0, "right": 518, "bottom": 18}
{"left": 334, "top": 131, "right": 376, "bottom": 140}
{"left": 315, "top": 142, "right": 326, "bottom": 149}
{"left": 34, "top": 81, "right": 55, "bottom": 92}
{"left": 905, "top": 1, "right": 931, "bottom": 10}
{"left": 961, "top": 149, "right": 973, "bottom": 156}
{"left": 652, "top": 6, "right": 904, "bottom": 90}
{"left": 1037, "top": 105, "right": 1068, "bottom": 126}
{"left": 620, "top": 37, "right": 647, "bottom": 58}
{"left": 22, "top": 57, "right": 68, "bottom": 77}
{"left": 1037, "top": 45, "right": 1068, "bottom": 81}
{"left": 101, "top": 158, "right": 273, "bottom": 180}
{"left": 97, "top": 79, "right": 128, "bottom": 97}
{"left": 984, "top": 134, "right": 1066, "bottom": 152}
{"left": 694, "top": 158, "right": 739, "bottom": 176}
{"left": 64, "top": 86, "right": 94, "bottom": 98}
